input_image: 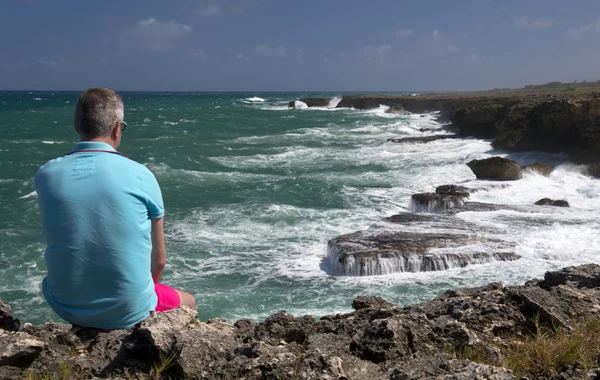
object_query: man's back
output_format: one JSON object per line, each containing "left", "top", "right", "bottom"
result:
{"left": 35, "top": 141, "right": 164, "bottom": 329}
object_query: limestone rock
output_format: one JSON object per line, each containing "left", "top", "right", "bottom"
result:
{"left": 467, "top": 157, "right": 523, "bottom": 181}
{"left": 0, "top": 332, "right": 45, "bottom": 367}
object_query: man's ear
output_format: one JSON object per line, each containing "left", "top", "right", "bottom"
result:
{"left": 111, "top": 121, "right": 121, "bottom": 140}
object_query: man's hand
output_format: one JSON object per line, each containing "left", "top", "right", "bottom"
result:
{"left": 151, "top": 218, "right": 167, "bottom": 283}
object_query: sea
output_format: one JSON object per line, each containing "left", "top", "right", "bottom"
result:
{"left": 1, "top": 91, "right": 600, "bottom": 325}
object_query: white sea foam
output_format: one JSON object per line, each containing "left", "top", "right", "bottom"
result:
{"left": 244, "top": 97, "right": 266, "bottom": 103}
{"left": 18, "top": 191, "right": 37, "bottom": 199}
{"left": 164, "top": 121, "right": 179, "bottom": 125}
{"left": 328, "top": 96, "right": 342, "bottom": 108}
{"left": 294, "top": 100, "right": 308, "bottom": 109}
{"left": 41, "top": 140, "right": 63, "bottom": 144}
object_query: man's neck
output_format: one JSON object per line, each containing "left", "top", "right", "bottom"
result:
{"left": 80, "top": 137, "right": 118, "bottom": 150}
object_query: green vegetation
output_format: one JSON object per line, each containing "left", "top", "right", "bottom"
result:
{"left": 24, "top": 361, "right": 81, "bottom": 380}
{"left": 503, "top": 317, "right": 600, "bottom": 378}
{"left": 447, "top": 317, "right": 600, "bottom": 378}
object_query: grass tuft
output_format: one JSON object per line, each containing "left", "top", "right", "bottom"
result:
{"left": 503, "top": 317, "right": 600, "bottom": 378}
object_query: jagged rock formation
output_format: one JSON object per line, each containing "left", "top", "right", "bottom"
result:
{"left": 467, "top": 157, "right": 524, "bottom": 181}
{"left": 534, "top": 198, "right": 570, "bottom": 207}
{"left": 3, "top": 264, "right": 600, "bottom": 379}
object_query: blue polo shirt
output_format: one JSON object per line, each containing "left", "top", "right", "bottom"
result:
{"left": 34, "top": 141, "right": 164, "bottom": 329}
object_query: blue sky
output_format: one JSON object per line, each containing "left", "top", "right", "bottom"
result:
{"left": 1, "top": 0, "right": 599, "bottom": 91}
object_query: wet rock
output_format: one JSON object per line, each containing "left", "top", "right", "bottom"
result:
{"left": 0, "top": 300, "right": 20, "bottom": 332}
{"left": 410, "top": 191, "right": 469, "bottom": 213}
{"left": 436, "top": 185, "right": 471, "bottom": 198}
{"left": 388, "top": 134, "right": 457, "bottom": 144}
{"left": 327, "top": 229, "right": 518, "bottom": 276}
{"left": 467, "top": 156, "right": 523, "bottom": 181}
{"left": 534, "top": 198, "right": 569, "bottom": 207}
{"left": 586, "top": 163, "right": 600, "bottom": 178}
{"left": 522, "top": 161, "right": 553, "bottom": 176}
{"left": 287, "top": 98, "right": 331, "bottom": 108}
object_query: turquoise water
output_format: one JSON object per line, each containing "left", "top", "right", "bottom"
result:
{"left": 2, "top": 91, "right": 600, "bottom": 324}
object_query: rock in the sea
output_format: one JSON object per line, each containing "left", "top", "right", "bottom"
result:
{"left": 410, "top": 192, "right": 468, "bottom": 213}
{"left": 522, "top": 161, "right": 553, "bottom": 176}
{"left": 467, "top": 156, "right": 523, "bottom": 181}
{"left": 435, "top": 184, "right": 470, "bottom": 198}
{"left": 287, "top": 98, "right": 331, "bottom": 108}
{"left": 0, "top": 300, "right": 20, "bottom": 332}
{"left": 534, "top": 198, "right": 569, "bottom": 207}
{"left": 388, "top": 134, "right": 457, "bottom": 144}
{"left": 587, "top": 163, "right": 600, "bottom": 178}
{"left": 326, "top": 229, "right": 518, "bottom": 276}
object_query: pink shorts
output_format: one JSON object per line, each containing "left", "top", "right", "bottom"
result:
{"left": 154, "top": 283, "right": 181, "bottom": 312}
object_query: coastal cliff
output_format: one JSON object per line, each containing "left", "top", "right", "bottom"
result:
{"left": 2, "top": 264, "right": 600, "bottom": 379}
{"left": 289, "top": 93, "right": 600, "bottom": 164}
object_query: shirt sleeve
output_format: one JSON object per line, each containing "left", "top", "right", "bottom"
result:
{"left": 141, "top": 167, "right": 165, "bottom": 219}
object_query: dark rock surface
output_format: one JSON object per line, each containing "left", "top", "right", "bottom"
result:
{"left": 4, "top": 264, "right": 600, "bottom": 379}
{"left": 534, "top": 198, "right": 570, "bottom": 207}
{"left": 467, "top": 156, "right": 524, "bottom": 181}
{"left": 522, "top": 162, "right": 554, "bottom": 176}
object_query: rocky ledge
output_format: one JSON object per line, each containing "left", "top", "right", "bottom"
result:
{"left": 289, "top": 93, "right": 600, "bottom": 165}
{"left": 3, "top": 264, "right": 600, "bottom": 379}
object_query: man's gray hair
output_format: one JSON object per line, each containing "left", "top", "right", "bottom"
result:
{"left": 74, "top": 88, "right": 124, "bottom": 138}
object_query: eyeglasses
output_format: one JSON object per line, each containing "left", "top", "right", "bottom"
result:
{"left": 121, "top": 121, "right": 127, "bottom": 131}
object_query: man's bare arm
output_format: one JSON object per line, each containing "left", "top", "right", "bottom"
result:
{"left": 151, "top": 217, "right": 167, "bottom": 283}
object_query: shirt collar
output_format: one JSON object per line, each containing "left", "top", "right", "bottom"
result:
{"left": 71, "top": 141, "right": 117, "bottom": 153}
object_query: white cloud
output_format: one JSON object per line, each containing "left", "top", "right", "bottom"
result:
{"left": 468, "top": 53, "right": 480, "bottom": 60}
{"left": 197, "top": 5, "right": 221, "bottom": 16}
{"left": 255, "top": 44, "right": 286, "bottom": 57}
{"left": 431, "top": 30, "right": 440, "bottom": 37}
{"left": 566, "top": 17, "right": 600, "bottom": 38}
{"left": 336, "top": 51, "right": 346, "bottom": 59}
{"left": 396, "top": 28, "right": 415, "bottom": 37}
{"left": 189, "top": 49, "right": 208, "bottom": 62}
{"left": 126, "top": 18, "right": 192, "bottom": 51}
{"left": 235, "top": 53, "right": 250, "bottom": 60}
{"left": 39, "top": 57, "right": 67, "bottom": 68}
{"left": 514, "top": 16, "right": 554, "bottom": 29}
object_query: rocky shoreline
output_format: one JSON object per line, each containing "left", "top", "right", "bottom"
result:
{"left": 290, "top": 93, "right": 600, "bottom": 165}
{"left": 2, "top": 264, "right": 600, "bottom": 379}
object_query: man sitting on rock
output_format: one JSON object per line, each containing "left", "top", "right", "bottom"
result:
{"left": 34, "top": 88, "right": 196, "bottom": 330}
